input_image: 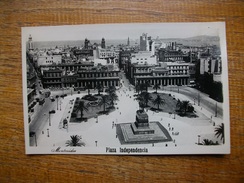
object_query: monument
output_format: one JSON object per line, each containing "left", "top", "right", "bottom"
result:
{"left": 116, "top": 110, "right": 172, "bottom": 144}
{"left": 131, "top": 110, "right": 154, "bottom": 135}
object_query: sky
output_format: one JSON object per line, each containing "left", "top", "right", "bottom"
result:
{"left": 22, "top": 22, "right": 225, "bottom": 42}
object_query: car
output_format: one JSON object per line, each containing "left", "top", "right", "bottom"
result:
{"left": 49, "top": 110, "right": 56, "bottom": 114}
{"left": 39, "top": 98, "right": 45, "bottom": 105}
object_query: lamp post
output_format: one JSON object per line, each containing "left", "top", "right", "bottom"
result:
{"left": 215, "top": 102, "right": 217, "bottom": 117}
{"left": 49, "top": 110, "right": 56, "bottom": 126}
{"left": 60, "top": 101, "right": 62, "bottom": 111}
{"left": 198, "top": 92, "right": 200, "bottom": 106}
{"left": 56, "top": 95, "right": 59, "bottom": 110}
{"left": 198, "top": 135, "right": 201, "bottom": 144}
{"left": 71, "top": 85, "right": 74, "bottom": 96}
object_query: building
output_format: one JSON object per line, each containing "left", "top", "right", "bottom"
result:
{"left": 61, "top": 71, "right": 78, "bottom": 88}
{"left": 27, "top": 88, "right": 35, "bottom": 106}
{"left": 42, "top": 68, "right": 62, "bottom": 88}
{"left": 127, "top": 61, "right": 190, "bottom": 86}
{"left": 37, "top": 54, "right": 62, "bottom": 67}
{"left": 131, "top": 51, "right": 157, "bottom": 65}
{"left": 158, "top": 48, "right": 184, "bottom": 62}
{"left": 76, "top": 64, "right": 120, "bottom": 88}
{"left": 27, "top": 34, "right": 34, "bottom": 51}
{"left": 119, "top": 50, "right": 131, "bottom": 71}
{"left": 101, "top": 38, "right": 106, "bottom": 49}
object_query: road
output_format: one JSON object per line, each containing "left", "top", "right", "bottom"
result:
{"left": 29, "top": 95, "right": 57, "bottom": 146}
{"left": 164, "top": 86, "right": 223, "bottom": 118}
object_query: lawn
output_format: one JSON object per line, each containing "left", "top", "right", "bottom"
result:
{"left": 147, "top": 92, "right": 178, "bottom": 113}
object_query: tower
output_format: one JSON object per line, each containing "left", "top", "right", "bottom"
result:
{"left": 140, "top": 33, "right": 147, "bottom": 51}
{"left": 127, "top": 37, "right": 130, "bottom": 46}
{"left": 101, "top": 38, "right": 105, "bottom": 49}
{"left": 28, "top": 34, "right": 34, "bottom": 51}
{"left": 84, "top": 38, "right": 89, "bottom": 49}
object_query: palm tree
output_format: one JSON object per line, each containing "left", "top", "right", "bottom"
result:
{"left": 181, "top": 100, "right": 190, "bottom": 114}
{"left": 153, "top": 83, "right": 160, "bottom": 93}
{"left": 95, "top": 83, "right": 103, "bottom": 95}
{"left": 86, "top": 84, "right": 92, "bottom": 95}
{"left": 105, "top": 86, "right": 118, "bottom": 106}
{"left": 152, "top": 94, "right": 165, "bottom": 110}
{"left": 215, "top": 123, "right": 225, "bottom": 144}
{"left": 99, "top": 95, "right": 110, "bottom": 112}
{"left": 144, "top": 81, "right": 151, "bottom": 92}
{"left": 76, "top": 101, "right": 88, "bottom": 119}
{"left": 109, "top": 92, "right": 118, "bottom": 106}
{"left": 135, "top": 82, "right": 140, "bottom": 94}
{"left": 105, "top": 85, "right": 116, "bottom": 94}
{"left": 135, "top": 93, "right": 146, "bottom": 110}
{"left": 66, "top": 135, "right": 85, "bottom": 147}
{"left": 141, "top": 92, "right": 152, "bottom": 107}
{"left": 202, "top": 139, "right": 214, "bottom": 145}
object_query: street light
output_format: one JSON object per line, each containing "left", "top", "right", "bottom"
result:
{"left": 49, "top": 110, "right": 56, "bottom": 126}
{"left": 198, "top": 135, "right": 201, "bottom": 145}
{"left": 215, "top": 102, "right": 218, "bottom": 117}
{"left": 198, "top": 92, "right": 200, "bottom": 106}
{"left": 60, "top": 101, "right": 62, "bottom": 111}
{"left": 29, "top": 131, "right": 37, "bottom": 146}
{"left": 56, "top": 95, "right": 59, "bottom": 110}
{"left": 71, "top": 85, "right": 74, "bottom": 96}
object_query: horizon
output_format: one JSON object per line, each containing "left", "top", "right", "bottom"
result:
{"left": 22, "top": 22, "right": 224, "bottom": 42}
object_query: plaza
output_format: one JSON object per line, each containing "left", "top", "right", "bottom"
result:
{"left": 33, "top": 82, "right": 224, "bottom": 148}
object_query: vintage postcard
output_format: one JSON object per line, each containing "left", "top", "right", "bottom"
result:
{"left": 22, "top": 22, "right": 230, "bottom": 154}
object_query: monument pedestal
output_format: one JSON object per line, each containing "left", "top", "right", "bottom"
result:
{"left": 131, "top": 110, "right": 155, "bottom": 134}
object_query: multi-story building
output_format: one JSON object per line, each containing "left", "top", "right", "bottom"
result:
{"left": 128, "top": 61, "right": 190, "bottom": 86}
{"left": 37, "top": 54, "right": 62, "bottom": 67}
{"left": 76, "top": 65, "right": 120, "bottom": 88}
{"left": 158, "top": 48, "right": 184, "bottom": 62}
{"left": 131, "top": 51, "right": 157, "bottom": 65}
{"left": 42, "top": 68, "right": 62, "bottom": 88}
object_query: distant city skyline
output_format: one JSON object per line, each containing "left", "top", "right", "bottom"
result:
{"left": 22, "top": 22, "right": 223, "bottom": 42}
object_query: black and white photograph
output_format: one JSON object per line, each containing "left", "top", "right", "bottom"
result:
{"left": 22, "top": 22, "right": 230, "bottom": 154}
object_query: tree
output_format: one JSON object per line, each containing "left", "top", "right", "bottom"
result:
{"left": 142, "top": 92, "right": 152, "bottom": 107}
{"left": 76, "top": 101, "right": 88, "bottom": 119}
{"left": 215, "top": 123, "right": 225, "bottom": 144}
{"left": 135, "top": 93, "right": 146, "bottom": 110}
{"left": 135, "top": 82, "right": 141, "bottom": 94}
{"left": 105, "top": 86, "right": 118, "bottom": 106}
{"left": 153, "top": 83, "right": 160, "bottom": 93}
{"left": 99, "top": 95, "right": 110, "bottom": 112}
{"left": 152, "top": 94, "right": 165, "bottom": 110}
{"left": 181, "top": 100, "right": 190, "bottom": 114}
{"left": 202, "top": 139, "right": 214, "bottom": 145}
{"left": 109, "top": 92, "right": 118, "bottom": 106}
{"left": 135, "top": 92, "right": 152, "bottom": 109}
{"left": 105, "top": 85, "right": 116, "bottom": 94}
{"left": 86, "top": 84, "right": 92, "bottom": 95}
{"left": 144, "top": 81, "right": 151, "bottom": 92}
{"left": 95, "top": 83, "right": 103, "bottom": 95}
{"left": 66, "top": 135, "right": 85, "bottom": 147}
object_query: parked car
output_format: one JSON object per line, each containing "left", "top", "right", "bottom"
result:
{"left": 39, "top": 98, "right": 45, "bottom": 105}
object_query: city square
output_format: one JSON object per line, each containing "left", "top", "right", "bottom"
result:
{"left": 23, "top": 23, "right": 228, "bottom": 154}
